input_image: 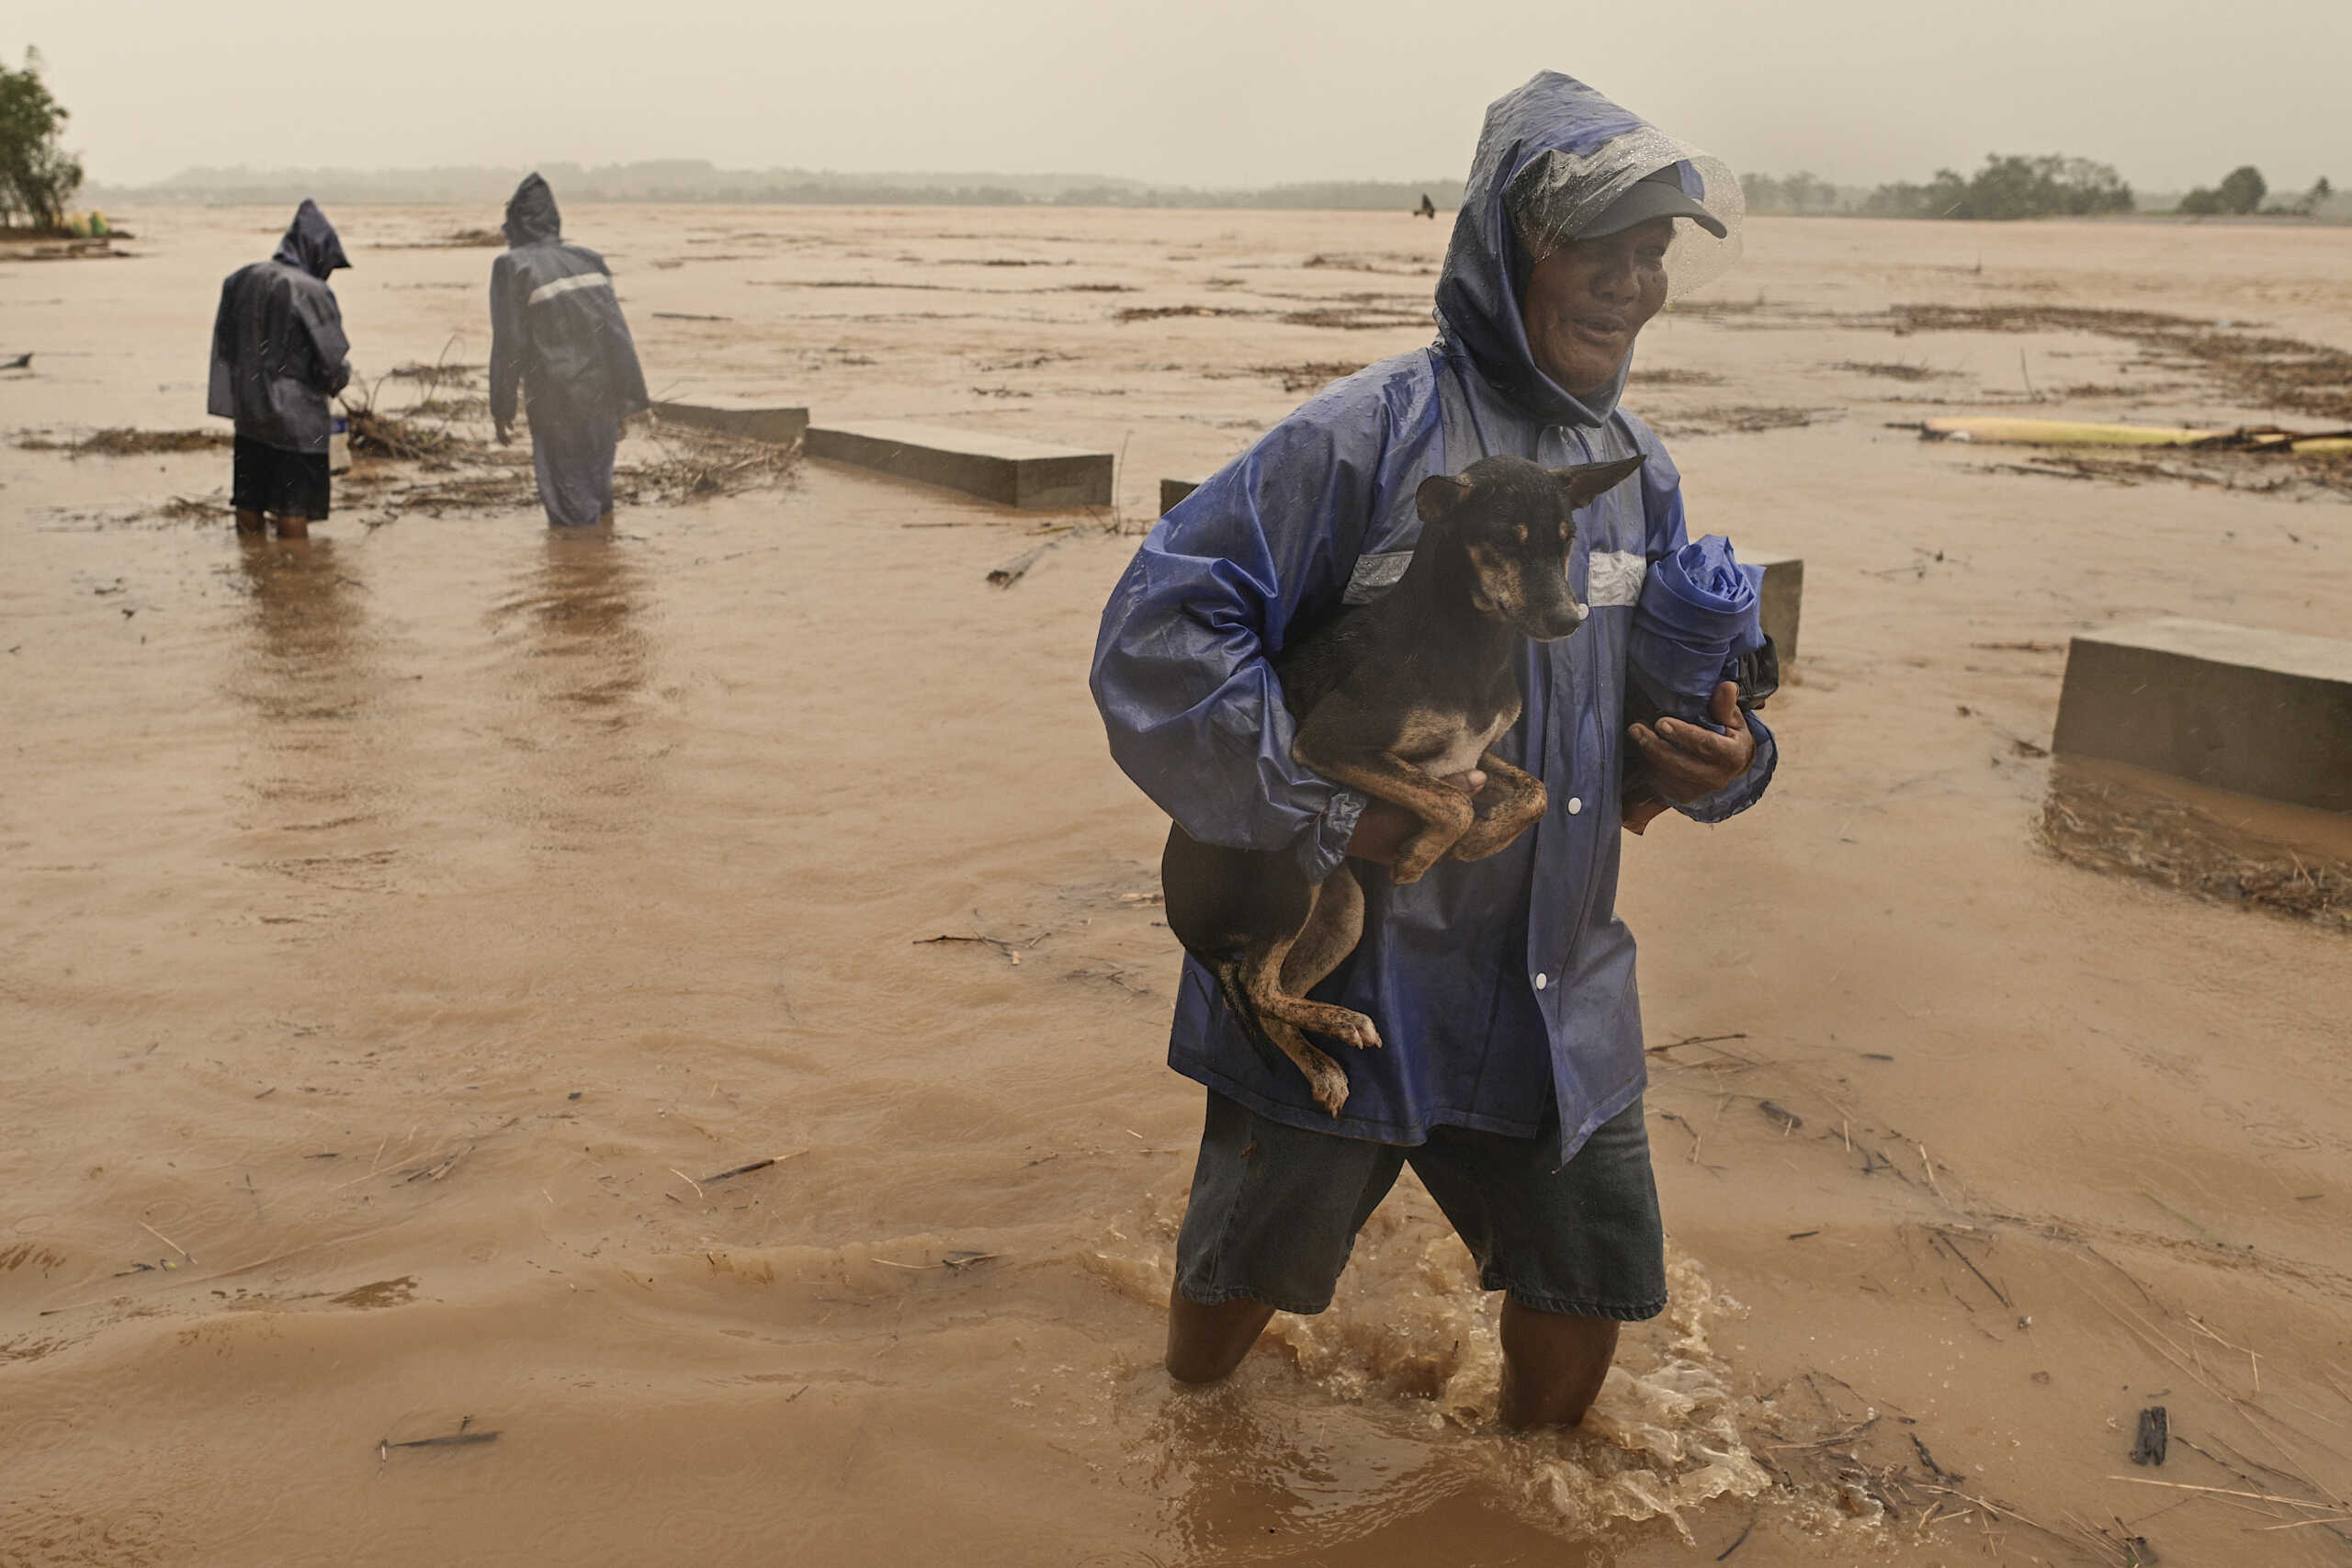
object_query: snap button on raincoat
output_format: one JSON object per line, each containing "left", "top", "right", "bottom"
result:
{"left": 207, "top": 200, "right": 353, "bottom": 455}
{"left": 1090, "top": 73, "right": 1776, "bottom": 1165}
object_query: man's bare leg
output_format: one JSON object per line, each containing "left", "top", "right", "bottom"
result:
{"left": 1498, "top": 1299, "right": 1619, "bottom": 1429}
{"left": 234, "top": 508, "right": 267, "bottom": 536}
{"left": 1165, "top": 1288, "right": 1276, "bottom": 1384}
{"left": 270, "top": 513, "right": 310, "bottom": 539}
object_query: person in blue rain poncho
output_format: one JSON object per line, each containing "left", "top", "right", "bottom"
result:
{"left": 489, "top": 174, "right": 650, "bottom": 528}
{"left": 208, "top": 200, "right": 353, "bottom": 540}
{"left": 1091, "top": 73, "right": 1777, "bottom": 1429}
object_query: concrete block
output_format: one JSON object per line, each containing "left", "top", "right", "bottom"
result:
{"left": 652, "top": 397, "right": 809, "bottom": 446}
{"left": 1742, "top": 551, "right": 1804, "bottom": 666}
{"left": 1160, "top": 477, "right": 1204, "bottom": 515}
{"left": 2052, "top": 617, "right": 2352, "bottom": 813}
{"left": 807, "top": 420, "right": 1113, "bottom": 509}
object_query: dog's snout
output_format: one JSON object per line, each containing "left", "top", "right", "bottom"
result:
{"left": 1532, "top": 601, "right": 1589, "bottom": 640}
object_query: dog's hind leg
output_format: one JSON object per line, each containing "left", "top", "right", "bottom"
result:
{"left": 1279, "top": 865, "right": 1366, "bottom": 997}
{"left": 1223, "top": 939, "right": 1354, "bottom": 1113}
{"left": 1261, "top": 1014, "right": 1351, "bottom": 1117}
{"left": 1244, "top": 920, "right": 1382, "bottom": 1058}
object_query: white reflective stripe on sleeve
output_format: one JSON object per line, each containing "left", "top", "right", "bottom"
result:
{"left": 1586, "top": 549, "right": 1646, "bottom": 608}
{"left": 526, "top": 271, "right": 613, "bottom": 307}
{"left": 1342, "top": 550, "right": 1413, "bottom": 605}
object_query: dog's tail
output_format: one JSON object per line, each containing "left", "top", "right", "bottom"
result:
{"left": 1209, "top": 956, "right": 1295, "bottom": 1081}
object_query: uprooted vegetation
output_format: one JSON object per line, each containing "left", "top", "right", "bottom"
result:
{"left": 18, "top": 427, "right": 230, "bottom": 457}
{"left": 2041, "top": 766, "right": 2352, "bottom": 931}
{"left": 1985, "top": 446, "right": 2352, "bottom": 502}
{"left": 1827, "top": 360, "right": 1961, "bottom": 383}
{"left": 336, "top": 393, "right": 801, "bottom": 522}
{"left": 1648, "top": 405, "right": 1834, "bottom": 438}
{"left": 1886, "top": 304, "right": 2352, "bottom": 424}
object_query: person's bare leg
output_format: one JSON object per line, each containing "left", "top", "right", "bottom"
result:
{"left": 234, "top": 508, "right": 266, "bottom": 536}
{"left": 1497, "top": 1299, "right": 1619, "bottom": 1430}
{"left": 271, "top": 513, "right": 310, "bottom": 540}
{"left": 1165, "top": 1287, "right": 1277, "bottom": 1384}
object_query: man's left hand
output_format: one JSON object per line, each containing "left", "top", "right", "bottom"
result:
{"left": 1624, "top": 682, "right": 1754, "bottom": 832}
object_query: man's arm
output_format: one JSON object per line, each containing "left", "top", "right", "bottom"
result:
{"left": 1091, "top": 409, "right": 1400, "bottom": 880}
{"left": 488, "top": 254, "right": 522, "bottom": 440}
{"left": 206, "top": 273, "right": 240, "bottom": 421}
{"left": 1623, "top": 434, "right": 1779, "bottom": 832}
{"left": 294, "top": 284, "right": 352, "bottom": 400}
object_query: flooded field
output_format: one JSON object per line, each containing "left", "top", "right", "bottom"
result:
{"left": 3, "top": 205, "right": 2349, "bottom": 1565}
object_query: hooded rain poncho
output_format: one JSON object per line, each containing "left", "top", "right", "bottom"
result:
{"left": 489, "top": 175, "right": 650, "bottom": 431}
{"left": 1090, "top": 73, "right": 1774, "bottom": 1165}
{"left": 208, "top": 200, "right": 353, "bottom": 454}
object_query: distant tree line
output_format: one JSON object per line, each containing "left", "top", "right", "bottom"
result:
{"left": 1744, "top": 154, "right": 2135, "bottom": 220}
{"left": 0, "top": 49, "right": 84, "bottom": 231}
{"left": 2175, "top": 166, "right": 2333, "bottom": 217}
{"left": 99, "top": 159, "right": 1466, "bottom": 214}
{"left": 1747, "top": 152, "right": 2342, "bottom": 222}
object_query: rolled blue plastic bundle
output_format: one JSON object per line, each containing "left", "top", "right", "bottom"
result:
{"left": 1626, "top": 534, "right": 1766, "bottom": 727}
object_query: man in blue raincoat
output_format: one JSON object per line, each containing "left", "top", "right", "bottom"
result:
{"left": 208, "top": 200, "right": 353, "bottom": 540}
{"left": 1091, "top": 73, "right": 1775, "bottom": 1429}
{"left": 489, "top": 174, "right": 650, "bottom": 528}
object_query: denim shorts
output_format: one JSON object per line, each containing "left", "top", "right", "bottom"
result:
{"left": 1172, "top": 1090, "right": 1666, "bottom": 1319}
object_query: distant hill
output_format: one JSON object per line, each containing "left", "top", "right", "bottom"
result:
{"left": 87, "top": 160, "right": 1464, "bottom": 213}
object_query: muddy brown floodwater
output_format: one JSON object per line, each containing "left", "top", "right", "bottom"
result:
{"left": 4, "top": 206, "right": 2350, "bottom": 1566}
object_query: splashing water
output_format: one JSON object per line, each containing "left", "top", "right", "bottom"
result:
{"left": 1090, "top": 1166, "right": 1771, "bottom": 1545}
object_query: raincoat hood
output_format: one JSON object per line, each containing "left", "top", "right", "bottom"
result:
{"left": 504, "top": 174, "right": 562, "bottom": 245}
{"left": 272, "top": 199, "right": 350, "bottom": 280}
{"left": 1435, "top": 73, "right": 1734, "bottom": 428}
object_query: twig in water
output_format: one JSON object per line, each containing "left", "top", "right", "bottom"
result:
{"left": 914, "top": 932, "right": 1027, "bottom": 964}
{"left": 1917, "top": 1143, "right": 1948, "bottom": 1204}
{"left": 385, "top": 1415, "right": 499, "bottom": 1450}
{"left": 2106, "top": 1476, "right": 2343, "bottom": 1512}
{"left": 670, "top": 1168, "right": 705, "bottom": 1201}
{"left": 701, "top": 1150, "right": 807, "bottom": 1184}
{"left": 1713, "top": 1513, "right": 1757, "bottom": 1561}
{"left": 2140, "top": 1190, "right": 2222, "bottom": 1245}
{"left": 139, "top": 1220, "right": 195, "bottom": 1264}
{"left": 2185, "top": 1314, "right": 2261, "bottom": 1394}
{"left": 1929, "top": 1228, "right": 2013, "bottom": 1309}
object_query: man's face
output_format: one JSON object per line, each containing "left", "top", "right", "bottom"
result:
{"left": 1518, "top": 216, "right": 1674, "bottom": 398}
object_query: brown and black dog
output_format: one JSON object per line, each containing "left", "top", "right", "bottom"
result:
{"left": 1161, "top": 452, "right": 1645, "bottom": 1115}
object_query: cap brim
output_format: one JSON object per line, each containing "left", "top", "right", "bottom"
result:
{"left": 1578, "top": 181, "right": 1729, "bottom": 241}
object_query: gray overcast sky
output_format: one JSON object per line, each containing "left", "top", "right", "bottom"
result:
{"left": 14, "top": 0, "right": 2348, "bottom": 190}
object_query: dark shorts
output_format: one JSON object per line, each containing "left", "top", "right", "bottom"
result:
{"left": 1173, "top": 1090, "right": 1666, "bottom": 1319}
{"left": 232, "top": 435, "right": 330, "bottom": 520}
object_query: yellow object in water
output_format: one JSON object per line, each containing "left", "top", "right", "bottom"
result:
{"left": 1920, "top": 416, "right": 2352, "bottom": 455}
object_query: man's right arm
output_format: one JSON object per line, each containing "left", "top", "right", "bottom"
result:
{"left": 1090, "top": 411, "right": 1383, "bottom": 881}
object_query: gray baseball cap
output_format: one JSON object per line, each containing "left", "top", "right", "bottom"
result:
{"left": 1580, "top": 165, "right": 1728, "bottom": 239}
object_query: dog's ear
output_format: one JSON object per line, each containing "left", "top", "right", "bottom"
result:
{"left": 1416, "top": 473, "right": 1474, "bottom": 523}
{"left": 1552, "top": 453, "right": 1646, "bottom": 509}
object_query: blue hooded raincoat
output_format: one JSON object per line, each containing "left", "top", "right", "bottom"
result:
{"left": 1090, "top": 73, "right": 1776, "bottom": 1166}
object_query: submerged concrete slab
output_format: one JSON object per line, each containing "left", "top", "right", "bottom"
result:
{"left": 808, "top": 420, "right": 1112, "bottom": 509}
{"left": 2052, "top": 617, "right": 2352, "bottom": 813}
{"left": 1743, "top": 551, "right": 1804, "bottom": 666}
{"left": 652, "top": 397, "right": 809, "bottom": 446}
{"left": 1160, "top": 477, "right": 1204, "bottom": 515}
